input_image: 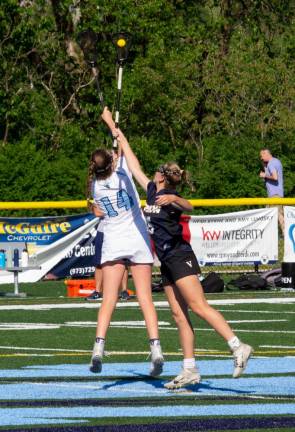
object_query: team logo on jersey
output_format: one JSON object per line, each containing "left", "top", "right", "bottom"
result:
{"left": 186, "top": 260, "right": 193, "bottom": 268}
{"left": 144, "top": 204, "right": 161, "bottom": 214}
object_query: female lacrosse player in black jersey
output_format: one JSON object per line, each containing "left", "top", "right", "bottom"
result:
{"left": 104, "top": 111, "right": 253, "bottom": 390}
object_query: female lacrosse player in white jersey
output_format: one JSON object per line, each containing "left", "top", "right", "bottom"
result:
{"left": 87, "top": 108, "right": 163, "bottom": 376}
{"left": 104, "top": 111, "right": 253, "bottom": 390}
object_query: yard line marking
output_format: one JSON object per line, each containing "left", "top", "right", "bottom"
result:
{"left": 0, "top": 297, "right": 294, "bottom": 311}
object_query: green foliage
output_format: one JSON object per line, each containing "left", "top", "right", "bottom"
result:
{"left": 0, "top": 0, "right": 295, "bottom": 214}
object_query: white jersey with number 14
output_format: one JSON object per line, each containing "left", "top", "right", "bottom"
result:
{"left": 92, "top": 156, "right": 153, "bottom": 264}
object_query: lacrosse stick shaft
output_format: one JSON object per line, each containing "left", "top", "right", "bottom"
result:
{"left": 113, "top": 64, "right": 124, "bottom": 149}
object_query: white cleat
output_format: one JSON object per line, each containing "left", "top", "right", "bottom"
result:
{"left": 89, "top": 342, "right": 104, "bottom": 373}
{"left": 149, "top": 343, "right": 164, "bottom": 377}
{"left": 164, "top": 367, "right": 201, "bottom": 390}
{"left": 232, "top": 343, "right": 253, "bottom": 378}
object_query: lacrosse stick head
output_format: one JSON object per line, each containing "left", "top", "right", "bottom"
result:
{"left": 112, "top": 32, "right": 132, "bottom": 64}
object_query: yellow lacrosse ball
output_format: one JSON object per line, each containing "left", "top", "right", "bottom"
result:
{"left": 117, "top": 38, "right": 126, "bottom": 47}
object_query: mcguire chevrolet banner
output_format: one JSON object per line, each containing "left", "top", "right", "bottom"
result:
{"left": 0, "top": 214, "right": 100, "bottom": 284}
{"left": 182, "top": 207, "right": 278, "bottom": 267}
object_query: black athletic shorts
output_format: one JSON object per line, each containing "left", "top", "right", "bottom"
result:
{"left": 94, "top": 230, "right": 103, "bottom": 266}
{"left": 160, "top": 250, "right": 201, "bottom": 287}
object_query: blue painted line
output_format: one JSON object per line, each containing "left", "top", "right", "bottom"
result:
{"left": 0, "top": 403, "right": 295, "bottom": 427}
{"left": 0, "top": 356, "right": 294, "bottom": 379}
{"left": 0, "top": 376, "right": 294, "bottom": 401}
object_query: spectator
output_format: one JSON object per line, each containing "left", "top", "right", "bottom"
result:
{"left": 259, "top": 148, "right": 284, "bottom": 234}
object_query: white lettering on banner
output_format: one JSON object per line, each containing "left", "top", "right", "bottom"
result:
{"left": 74, "top": 243, "right": 95, "bottom": 257}
{"left": 7, "top": 235, "right": 51, "bottom": 242}
{"left": 281, "top": 277, "right": 292, "bottom": 284}
{"left": 189, "top": 208, "right": 278, "bottom": 266}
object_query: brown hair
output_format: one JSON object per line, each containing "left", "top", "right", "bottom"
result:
{"left": 86, "top": 149, "right": 113, "bottom": 201}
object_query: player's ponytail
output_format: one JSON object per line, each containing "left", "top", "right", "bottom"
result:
{"left": 86, "top": 149, "right": 113, "bottom": 204}
{"left": 159, "top": 162, "right": 184, "bottom": 187}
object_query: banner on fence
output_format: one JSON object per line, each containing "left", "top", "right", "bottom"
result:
{"left": 0, "top": 207, "right": 279, "bottom": 284}
{"left": 283, "top": 206, "right": 295, "bottom": 262}
{"left": 184, "top": 207, "right": 278, "bottom": 267}
{"left": 0, "top": 214, "right": 100, "bottom": 284}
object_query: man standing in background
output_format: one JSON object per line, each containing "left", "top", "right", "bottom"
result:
{"left": 259, "top": 148, "right": 284, "bottom": 234}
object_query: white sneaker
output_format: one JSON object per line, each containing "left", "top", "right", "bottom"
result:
{"left": 232, "top": 343, "right": 253, "bottom": 378}
{"left": 89, "top": 341, "right": 104, "bottom": 373}
{"left": 149, "top": 343, "right": 164, "bottom": 377}
{"left": 164, "top": 367, "right": 201, "bottom": 390}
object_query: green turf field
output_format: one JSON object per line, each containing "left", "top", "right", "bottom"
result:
{"left": 0, "top": 281, "right": 294, "bottom": 431}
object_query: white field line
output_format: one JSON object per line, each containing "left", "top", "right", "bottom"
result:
{"left": 0, "top": 346, "right": 221, "bottom": 353}
{"left": 226, "top": 320, "right": 287, "bottom": 323}
{"left": 0, "top": 324, "right": 60, "bottom": 330}
{"left": 219, "top": 309, "right": 295, "bottom": 314}
{"left": 0, "top": 345, "right": 91, "bottom": 352}
{"left": 0, "top": 346, "right": 234, "bottom": 357}
{"left": 260, "top": 345, "right": 295, "bottom": 349}
{"left": 0, "top": 297, "right": 295, "bottom": 311}
{"left": 65, "top": 321, "right": 171, "bottom": 327}
{"left": 193, "top": 328, "right": 295, "bottom": 334}
{"left": 0, "top": 323, "right": 175, "bottom": 331}
{"left": 0, "top": 318, "right": 287, "bottom": 331}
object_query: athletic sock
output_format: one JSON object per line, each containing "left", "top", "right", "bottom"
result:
{"left": 95, "top": 337, "right": 105, "bottom": 345}
{"left": 228, "top": 336, "right": 241, "bottom": 351}
{"left": 183, "top": 357, "right": 196, "bottom": 370}
{"left": 149, "top": 338, "right": 161, "bottom": 346}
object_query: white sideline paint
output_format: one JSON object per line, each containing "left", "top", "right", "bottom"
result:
{"left": 0, "top": 297, "right": 294, "bottom": 311}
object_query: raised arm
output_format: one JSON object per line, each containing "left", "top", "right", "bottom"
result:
{"left": 101, "top": 107, "right": 150, "bottom": 191}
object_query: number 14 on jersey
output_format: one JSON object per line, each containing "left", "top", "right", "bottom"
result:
{"left": 99, "top": 189, "right": 134, "bottom": 217}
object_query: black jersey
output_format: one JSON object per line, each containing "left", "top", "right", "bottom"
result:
{"left": 143, "top": 181, "right": 192, "bottom": 260}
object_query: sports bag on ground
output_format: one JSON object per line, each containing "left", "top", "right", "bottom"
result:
{"left": 201, "top": 272, "right": 224, "bottom": 293}
{"left": 227, "top": 274, "right": 269, "bottom": 290}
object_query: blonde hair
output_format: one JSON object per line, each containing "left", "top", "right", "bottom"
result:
{"left": 157, "top": 161, "right": 195, "bottom": 191}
